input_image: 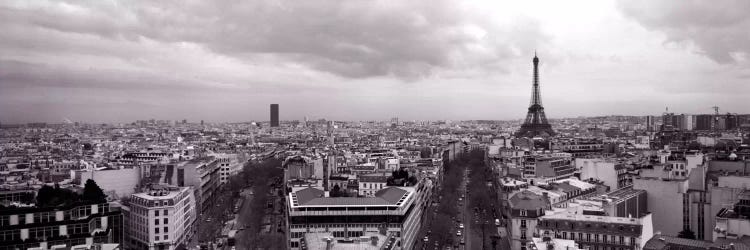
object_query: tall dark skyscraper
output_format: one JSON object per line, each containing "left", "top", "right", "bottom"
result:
{"left": 270, "top": 104, "right": 279, "bottom": 127}
{"left": 516, "top": 53, "right": 555, "bottom": 138}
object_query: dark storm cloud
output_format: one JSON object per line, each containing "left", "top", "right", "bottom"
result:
{"left": 0, "top": 0, "right": 545, "bottom": 80}
{"left": 0, "top": 60, "right": 204, "bottom": 90}
{"left": 616, "top": 0, "right": 750, "bottom": 64}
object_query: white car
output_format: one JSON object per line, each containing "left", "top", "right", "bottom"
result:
{"left": 459, "top": 223, "right": 464, "bottom": 229}
{"left": 456, "top": 231, "right": 462, "bottom": 236}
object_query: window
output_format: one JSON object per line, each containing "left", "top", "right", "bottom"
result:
{"left": 164, "top": 235, "right": 168, "bottom": 240}
{"left": 579, "top": 233, "right": 583, "bottom": 241}
{"left": 164, "top": 218, "right": 168, "bottom": 224}
{"left": 619, "top": 236, "right": 624, "bottom": 245}
{"left": 155, "top": 227, "right": 160, "bottom": 233}
{"left": 595, "top": 234, "right": 599, "bottom": 243}
{"left": 164, "top": 227, "right": 169, "bottom": 233}
{"left": 587, "top": 233, "right": 591, "bottom": 242}
{"left": 0, "top": 216, "right": 8, "bottom": 227}
{"left": 155, "top": 210, "right": 159, "bottom": 216}
{"left": 520, "top": 210, "right": 527, "bottom": 216}
{"left": 155, "top": 219, "right": 159, "bottom": 225}
{"left": 155, "top": 236, "right": 159, "bottom": 241}
{"left": 562, "top": 232, "right": 567, "bottom": 239}
{"left": 570, "top": 233, "right": 574, "bottom": 240}
{"left": 520, "top": 229, "right": 527, "bottom": 240}
{"left": 520, "top": 220, "right": 527, "bottom": 228}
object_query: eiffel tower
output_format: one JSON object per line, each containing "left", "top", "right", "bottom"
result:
{"left": 516, "top": 53, "right": 555, "bottom": 138}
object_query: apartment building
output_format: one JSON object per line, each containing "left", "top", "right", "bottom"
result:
{"left": 126, "top": 186, "right": 196, "bottom": 250}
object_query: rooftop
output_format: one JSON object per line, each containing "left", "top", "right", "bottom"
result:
{"left": 542, "top": 210, "right": 645, "bottom": 225}
{"left": 643, "top": 234, "right": 719, "bottom": 250}
{"left": 509, "top": 190, "right": 547, "bottom": 210}
{"left": 303, "top": 232, "right": 396, "bottom": 250}
{"left": 359, "top": 175, "right": 388, "bottom": 183}
{"left": 529, "top": 237, "right": 582, "bottom": 250}
{"left": 586, "top": 186, "right": 646, "bottom": 204}
{"left": 292, "top": 186, "right": 411, "bottom": 207}
{"left": 553, "top": 177, "right": 596, "bottom": 191}
{"left": 131, "top": 186, "right": 188, "bottom": 200}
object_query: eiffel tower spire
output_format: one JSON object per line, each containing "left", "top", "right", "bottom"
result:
{"left": 516, "top": 53, "right": 555, "bottom": 138}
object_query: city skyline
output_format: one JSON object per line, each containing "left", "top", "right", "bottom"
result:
{"left": 2, "top": 1, "right": 750, "bottom": 249}
{"left": 1, "top": 0, "right": 750, "bottom": 123}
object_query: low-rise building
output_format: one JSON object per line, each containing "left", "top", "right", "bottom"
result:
{"left": 358, "top": 175, "right": 388, "bottom": 197}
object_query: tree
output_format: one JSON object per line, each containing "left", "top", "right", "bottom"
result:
{"left": 83, "top": 179, "right": 107, "bottom": 203}
{"left": 420, "top": 147, "right": 433, "bottom": 158}
{"left": 36, "top": 185, "right": 81, "bottom": 207}
{"left": 330, "top": 184, "right": 342, "bottom": 197}
{"left": 677, "top": 228, "right": 696, "bottom": 239}
{"left": 36, "top": 185, "right": 55, "bottom": 207}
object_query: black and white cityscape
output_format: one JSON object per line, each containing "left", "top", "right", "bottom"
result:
{"left": 1, "top": 1, "right": 750, "bottom": 250}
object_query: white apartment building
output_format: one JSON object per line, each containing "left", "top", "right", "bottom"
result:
{"left": 127, "top": 186, "right": 196, "bottom": 250}
{"left": 358, "top": 175, "right": 388, "bottom": 197}
{"left": 537, "top": 210, "right": 654, "bottom": 250}
{"left": 211, "top": 153, "right": 245, "bottom": 184}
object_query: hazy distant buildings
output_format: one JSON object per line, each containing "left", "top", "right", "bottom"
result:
{"left": 660, "top": 112, "right": 744, "bottom": 132}
{"left": 270, "top": 104, "right": 279, "bottom": 127}
{"left": 645, "top": 116, "right": 655, "bottom": 132}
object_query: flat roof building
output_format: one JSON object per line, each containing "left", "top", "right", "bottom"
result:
{"left": 286, "top": 186, "right": 421, "bottom": 250}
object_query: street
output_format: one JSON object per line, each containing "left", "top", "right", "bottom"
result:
{"left": 234, "top": 188, "right": 256, "bottom": 249}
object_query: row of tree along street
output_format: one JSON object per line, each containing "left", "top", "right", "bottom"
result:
{"left": 232, "top": 158, "right": 286, "bottom": 249}
{"left": 466, "top": 149, "right": 503, "bottom": 250}
{"left": 427, "top": 149, "right": 484, "bottom": 247}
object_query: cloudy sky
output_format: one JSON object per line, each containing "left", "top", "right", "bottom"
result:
{"left": 1, "top": 0, "right": 749, "bottom": 123}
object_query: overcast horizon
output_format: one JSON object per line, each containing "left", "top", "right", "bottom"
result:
{"left": 1, "top": 0, "right": 749, "bottom": 124}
